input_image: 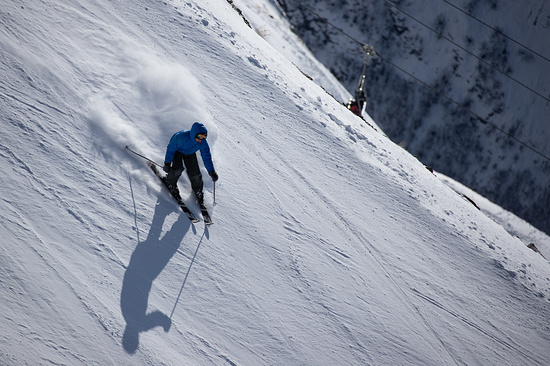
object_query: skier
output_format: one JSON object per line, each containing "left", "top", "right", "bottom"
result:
{"left": 162, "top": 122, "right": 218, "bottom": 205}
{"left": 347, "top": 99, "right": 361, "bottom": 116}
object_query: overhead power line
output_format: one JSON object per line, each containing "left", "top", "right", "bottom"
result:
{"left": 294, "top": 3, "right": 550, "bottom": 163}
{"left": 438, "top": 0, "right": 550, "bottom": 64}
{"left": 382, "top": 0, "right": 550, "bottom": 104}
{"left": 375, "top": 52, "right": 550, "bottom": 162}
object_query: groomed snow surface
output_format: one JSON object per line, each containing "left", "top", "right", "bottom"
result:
{"left": 1, "top": 0, "right": 549, "bottom": 365}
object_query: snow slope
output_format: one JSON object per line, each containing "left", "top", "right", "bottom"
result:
{"left": 278, "top": 0, "right": 550, "bottom": 237}
{"left": 1, "top": 0, "right": 550, "bottom": 365}
{"left": 438, "top": 173, "right": 550, "bottom": 260}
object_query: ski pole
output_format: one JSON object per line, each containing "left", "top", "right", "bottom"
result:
{"left": 213, "top": 181, "right": 216, "bottom": 205}
{"left": 125, "top": 146, "right": 162, "bottom": 167}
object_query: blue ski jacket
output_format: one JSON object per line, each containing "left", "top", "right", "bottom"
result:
{"left": 164, "top": 122, "right": 215, "bottom": 172}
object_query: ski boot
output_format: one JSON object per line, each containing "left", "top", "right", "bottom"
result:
{"left": 194, "top": 189, "right": 205, "bottom": 206}
{"left": 163, "top": 178, "right": 181, "bottom": 200}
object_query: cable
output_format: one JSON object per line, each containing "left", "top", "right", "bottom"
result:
{"left": 302, "top": 5, "right": 364, "bottom": 46}
{"left": 294, "top": 2, "right": 550, "bottom": 163}
{"left": 382, "top": 0, "right": 550, "bottom": 104}
{"left": 375, "top": 52, "right": 550, "bottom": 162}
{"left": 438, "top": 0, "right": 550, "bottom": 64}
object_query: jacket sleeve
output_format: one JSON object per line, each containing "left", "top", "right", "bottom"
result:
{"left": 199, "top": 142, "right": 215, "bottom": 172}
{"left": 164, "top": 134, "right": 178, "bottom": 163}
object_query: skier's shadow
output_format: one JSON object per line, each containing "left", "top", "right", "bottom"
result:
{"left": 120, "top": 197, "right": 191, "bottom": 354}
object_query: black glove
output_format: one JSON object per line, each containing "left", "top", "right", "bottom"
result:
{"left": 163, "top": 162, "right": 171, "bottom": 173}
{"left": 209, "top": 170, "right": 219, "bottom": 182}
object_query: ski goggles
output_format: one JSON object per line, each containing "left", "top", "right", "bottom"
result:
{"left": 195, "top": 133, "right": 207, "bottom": 140}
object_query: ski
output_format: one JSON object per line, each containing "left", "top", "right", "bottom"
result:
{"left": 147, "top": 162, "right": 200, "bottom": 223}
{"left": 200, "top": 203, "right": 214, "bottom": 225}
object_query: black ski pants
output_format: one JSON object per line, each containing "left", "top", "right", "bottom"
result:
{"left": 166, "top": 151, "right": 203, "bottom": 194}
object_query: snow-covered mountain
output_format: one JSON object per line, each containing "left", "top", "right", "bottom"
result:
{"left": 277, "top": 0, "right": 550, "bottom": 237}
{"left": 1, "top": 0, "right": 549, "bottom": 365}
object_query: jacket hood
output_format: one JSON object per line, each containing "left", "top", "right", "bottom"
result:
{"left": 190, "top": 122, "right": 208, "bottom": 137}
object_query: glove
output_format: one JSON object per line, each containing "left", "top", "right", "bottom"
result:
{"left": 163, "top": 162, "right": 171, "bottom": 173}
{"left": 209, "top": 170, "right": 219, "bottom": 182}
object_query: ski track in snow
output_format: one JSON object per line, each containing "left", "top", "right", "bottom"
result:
{"left": 1, "top": 0, "right": 549, "bottom": 364}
